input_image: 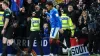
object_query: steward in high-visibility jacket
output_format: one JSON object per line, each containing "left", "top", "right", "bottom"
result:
{"left": 28, "top": 14, "right": 43, "bottom": 56}
{"left": 61, "top": 14, "right": 75, "bottom": 36}
{"left": 30, "top": 18, "right": 40, "bottom": 31}
{"left": 0, "top": 11, "right": 4, "bottom": 26}
{"left": 59, "top": 13, "right": 75, "bottom": 54}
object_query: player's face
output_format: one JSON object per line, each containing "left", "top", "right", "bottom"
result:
{"left": 46, "top": 4, "right": 51, "bottom": 10}
{"left": 2, "top": 3, "right": 6, "bottom": 10}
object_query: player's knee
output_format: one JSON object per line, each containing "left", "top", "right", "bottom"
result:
{"left": 2, "top": 37, "right": 7, "bottom": 44}
{"left": 7, "top": 39, "right": 13, "bottom": 45}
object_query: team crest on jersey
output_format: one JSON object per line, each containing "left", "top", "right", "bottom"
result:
{"left": 56, "top": 13, "right": 59, "bottom": 17}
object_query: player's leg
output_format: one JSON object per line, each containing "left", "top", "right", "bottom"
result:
{"left": 50, "top": 28, "right": 57, "bottom": 45}
{"left": 1, "top": 37, "right": 7, "bottom": 56}
{"left": 58, "top": 32, "right": 64, "bottom": 55}
{"left": 50, "top": 28, "right": 60, "bottom": 42}
{"left": 56, "top": 37, "right": 67, "bottom": 49}
{"left": 49, "top": 38, "right": 56, "bottom": 56}
{"left": 52, "top": 28, "right": 66, "bottom": 56}
{"left": 50, "top": 28, "right": 66, "bottom": 55}
{"left": 55, "top": 29, "right": 67, "bottom": 49}
{"left": 56, "top": 40, "right": 67, "bottom": 49}
{"left": 49, "top": 28, "right": 57, "bottom": 56}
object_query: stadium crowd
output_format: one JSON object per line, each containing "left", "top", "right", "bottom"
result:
{"left": 0, "top": 0, "right": 100, "bottom": 56}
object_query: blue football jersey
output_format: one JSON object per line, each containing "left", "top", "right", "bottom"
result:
{"left": 46, "top": 8, "right": 62, "bottom": 28}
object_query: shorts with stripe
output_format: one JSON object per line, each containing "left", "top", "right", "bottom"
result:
{"left": 50, "top": 28, "right": 60, "bottom": 39}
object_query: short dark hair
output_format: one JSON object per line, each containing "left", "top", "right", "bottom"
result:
{"left": 46, "top": 1, "right": 53, "bottom": 6}
{"left": 68, "top": 4, "right": 73, "bottom": 7}
{"left": 2, "top": 1, "right": 9, "bottom": 6}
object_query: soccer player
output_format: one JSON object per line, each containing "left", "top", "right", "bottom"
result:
{"left": 1, "top": 1, "right": 23, "bottom": 56}
{"left": 44, "top": 1, "right": 67, "bottom": 56}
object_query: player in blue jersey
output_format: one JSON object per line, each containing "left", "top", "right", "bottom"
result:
{"left": 44, "top": 1, "right": 67, "bottom": 56}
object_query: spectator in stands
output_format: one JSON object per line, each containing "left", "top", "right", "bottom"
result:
{"left": 59, "top": 0, "right": 72, "bottom": 8}
{"left": 33, "top": 0, "right": 40, "bottom": 4}
{"left": 18, "top": 7, "right": 27, "bottom": 37}
{"left": 55, "top": 5, "right": 62, "bottom": 16}
{"left": 78, "top": 10, "right": 89, "bottom": 30}
{"left": 34, "top": 5, "right": 44, "bottom": 31}
{"left": 42, "top": 23, "right": 50, "bottom": 37}
{"left": 67, "top": 5, "right": 81, "bottom": 27}
{"left": 10, "top": 0, "right": 23, "bottom": 15}
{"left": 39, "top": 0, "right": 47, "bottom": 8}
{"left": 88, "top": 0, "right": 100, "bottom": 55}
{"left": 77, "top": 10, "right": 89, "bottom": 41}
{"left": 24, "top": 0, "right": 34, "bottom": 18}
{"left": 41, "top": 8, "right": 48, "bottom": 23}
{"left": 77, "top": 0, "right": 86, "bottom": 10}
{"left": 80, "top": 27, "right": 88, "bottom": 44}
{"left": 41, "top": 9, "right": 51, "bottom": 35}
{"left": 34, "top": 5, "right": 42, "bottom": 18}
{"left": 24, "top": 0, "right": 35, "bottom": 37}
{"left": 59, "top": 0, "right": 72, "bottom": 12}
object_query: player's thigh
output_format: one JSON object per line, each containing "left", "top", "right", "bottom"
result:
{"left": 50, "top": 28, "right": 59, "bottom": 39}
{"left": 55, "top": 32, "right": 59, "bottom": 39}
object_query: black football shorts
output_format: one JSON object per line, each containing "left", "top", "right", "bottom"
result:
{"left": 3, "top": 26, "right": 14, "bottom": 39}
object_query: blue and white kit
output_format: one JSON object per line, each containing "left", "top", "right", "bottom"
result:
{"left": 46, "top": 8, "right": 62, "bottom": 38}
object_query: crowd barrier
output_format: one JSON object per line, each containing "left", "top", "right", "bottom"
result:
{"left": 0, "top": 37, "right": 89, "bottom": 56}
{"left": 0, "top": 37, "right": 50, "bottom": 56}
